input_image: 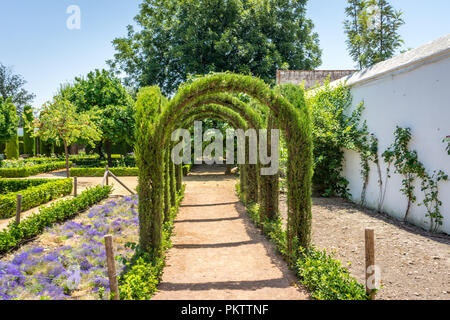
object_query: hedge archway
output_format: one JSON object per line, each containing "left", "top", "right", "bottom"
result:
{"left": 135, "top": 74, "right": 313, "bottom": 260}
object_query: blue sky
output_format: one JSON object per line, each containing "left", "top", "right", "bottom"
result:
{"left": 0, "top": 0, "right": 449, "bottom": 109}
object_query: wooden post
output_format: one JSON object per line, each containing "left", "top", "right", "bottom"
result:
{"left": 365, "top": 228, "right": 376, "bottom": 300}
{"left": 15, "top": 194, "right": 22, "bottom": 225}
{"left": 105, "top": 165, "right": 109, "bottom": 186}
{"left": 104, "top": 235, "right": 120, "bottom": 300}
{"left": 73, "top": 177, "right": 78, "bottom": 197}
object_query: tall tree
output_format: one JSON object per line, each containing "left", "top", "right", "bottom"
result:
{"left": 33, "top": 96, "right": 102, "bottom": 178}
{"left": 344, "top": 0, "right": 404, "bottom": 69}
{"left": 0, "top": 63, "right": 35, "bottom": 115}
{"left": 109, "top": 0, "right": 322, "bottom": 95}
{"left": 61, "top": 69, "right": 135, "bottom": 165}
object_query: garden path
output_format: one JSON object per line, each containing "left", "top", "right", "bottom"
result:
{"left": 153, "top": 165, "right": 309, "bottom": 300}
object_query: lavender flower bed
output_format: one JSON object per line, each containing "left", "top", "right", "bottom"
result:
{"left": 0, "top": 196, "right": 139, "bottom": 300}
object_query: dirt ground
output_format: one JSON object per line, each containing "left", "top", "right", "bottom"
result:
{"left": 153, "top": 166, "right": 309, "bottom": 300}
{"left": 279, "top": 194, "right": 450, "bottom": 300}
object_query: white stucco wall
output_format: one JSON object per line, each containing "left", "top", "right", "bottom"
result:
{"left": 337, "top": 36, "right": 450, "bottom": 234}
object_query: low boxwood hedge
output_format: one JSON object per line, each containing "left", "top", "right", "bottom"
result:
{"left": 0, "top": 179, "right": 73, "bottom": 219}
{"left": 0, "top": 162, "right": 69, "bottom": 178}
{"left": 70, "top": 167, "right": 138, "bottom": 177}
{"left": 0, "top": 185, "right": 112, "bottom": 254}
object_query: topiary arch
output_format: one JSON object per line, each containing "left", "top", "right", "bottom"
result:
{"left": 135, "top": 73, "right": 313, "bottom": 260}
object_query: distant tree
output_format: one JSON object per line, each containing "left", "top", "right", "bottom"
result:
{"left": 0, "top": 63, "right": 35, "bottom": 115}
{"left": 23, "top": 105, "right": 35, "bottom": 156}
{"left": 61, "top": 69, "right": 135, "bottom": 165}
{"left": 109, "top": 0, "right": 322, "bottom": 95}
{"left": 344, "top": 0, "right": 404, "bottom": 68}
{"left": 33, "top": 96, "right": 102, "bottom": 177}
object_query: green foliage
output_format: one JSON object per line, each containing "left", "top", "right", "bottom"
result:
{"left": 0, "top": 185, "right": 112, "bottom": 254}
{"left": 306, "top": 80, "right": 368, "bottom": 197}
{"left": 60, "top": 69, "right": 135, "bottom": 163}
{"left": 0, "top": 161, "right": 68, "bottom": 178}
{"left": 236, "top": 183, "right": 368, "bottom": 300}
{"left": 344, "top": 0, "right": 404, "bottom": 69}
{"left": 118, "top": 187, "right": 184, "bottom": 300}
{"left": 295, "top": 247, "right": 369, "bottom": 300}
{"left": 0, "top": 97, "right": 18, "bottom": 142}
{"left": 22, "top": 105, "right": 35, "bottom": 156}
{"left": 69, "top": 167, "right": 138, "bottom": 177}
{"left": 109, "top": 0, "right": 321, "bottom": 94}
{"left": 0, "top": 179, "right": 73, "bottom": 219}
{"left": 383, "top": 127, "right": 448, "bottom": 229}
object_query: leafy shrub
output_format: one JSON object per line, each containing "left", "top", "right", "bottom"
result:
{"left": 0, "top": 185, "right": 112, "bottom": 254}
{"left": 0, "top": 162, "right": 69, "bottom": 178}
{"left": 70, "top": 167, "right": 138, "bottom": 177}
{"left": 0, "top": 179, "right": 73, "bottom": 218}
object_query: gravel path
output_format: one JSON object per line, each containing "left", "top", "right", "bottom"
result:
{"left": 153, "top": 166, "right": 309, "bottom": 300}
{"left": 280, "top": 195, "right": 450, "bottom": 300}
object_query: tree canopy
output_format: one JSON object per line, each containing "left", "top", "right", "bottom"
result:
{"left": 109, "top": 0, "right": 322, "bottom": 94}
{"left": 0, "top": 63, "right": 35, "bottom": 115}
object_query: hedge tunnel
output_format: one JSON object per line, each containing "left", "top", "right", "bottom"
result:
{"left": 135, "top": 73, "right": 313, "bottom": 260}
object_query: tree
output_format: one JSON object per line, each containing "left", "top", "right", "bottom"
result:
{"left": 23, "top": 105, "right": 35, "bottom": 156}
{"left": 344, "top": 0, "right": 404, "bottom": 69}
{"left": 61, "top": 69, "right": 135, "bottom": 165}
{"left": 0, "top": 63, "right": 36, "bottom": 115}
{"left": 33, "top": 96, "right": 102, "bottom": 177}
{"left": 109, "top": 0, "right": 322, "bottom": 95}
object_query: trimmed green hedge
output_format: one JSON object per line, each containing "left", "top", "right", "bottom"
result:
{"left": 236, "top": 183, "right": 369, "bottom": 300}
{"left": 0, "top": 179, "right": 73, "bottom": 219}
{"left": 70, "top": 167, "right": 138, "bottom": 177}
{"left": 0, "top": 162, "right": 69, "bottom": 178}
{"left": 0, "top": 185, "right": 112, "bottom": 254}
{"left": 0, "top": 179, "right": 50, "bottom": 194}
{"left": 182, "top": 164, "right": 192, "bottom": 176}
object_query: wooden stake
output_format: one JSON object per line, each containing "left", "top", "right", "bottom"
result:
{"left": 15, "top": 194, "right": 22, "bottom": 225}
{"left": 365, "top": 228, "right": 376, "bottom": 300}
{"left": 105, "top": 165, "right": 109, "bottom": 186}
{"left": 104, "top": 235, "right": 120, "bottom": 300}
{"left": 73, "top": 177, "right": 78, "bottom": 197}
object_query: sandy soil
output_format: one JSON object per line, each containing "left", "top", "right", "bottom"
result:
{"left": 153, "top": 165, "right": 309, "bottom": 300}
{"left": 280, "top": 194, "right": 450, "bottom": 300}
